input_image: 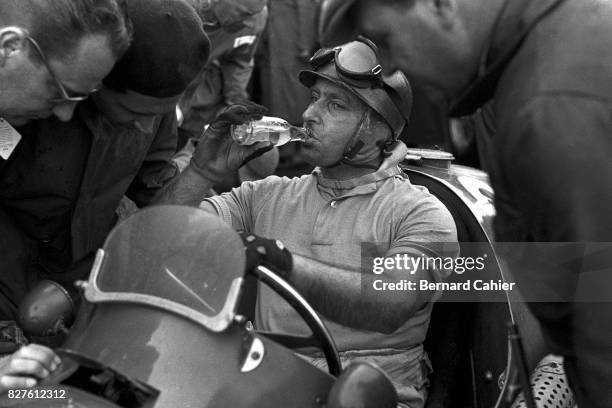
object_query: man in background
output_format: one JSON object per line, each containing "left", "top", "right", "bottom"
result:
{"left": 179, "top": 0, "right": 277, "bottom": 192}
{"left": 0, "top": 0, "right": 130, "bottom": 127}
{"left": 0, "top": 0, "right": 208, "bottom": 322}
{"left": 320, "top": 0, "right": 612, "bottom": 406}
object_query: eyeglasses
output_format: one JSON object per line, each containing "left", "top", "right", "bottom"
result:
{"left": 25, "top": 35, "right": 99, "bottom": 103}
{"left": 309, "top": 36, "right": 383, "bottom": 88}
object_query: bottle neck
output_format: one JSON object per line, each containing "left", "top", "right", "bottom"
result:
{"left": 288, "top": 125, "right": 308, "bottom": 141}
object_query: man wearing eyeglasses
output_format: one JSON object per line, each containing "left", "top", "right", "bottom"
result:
{"left": 0, "top": 0, "right": 211, "bottom": 324}
{"left": 0, "top": 0, "right": 130, "bottom": 127}
{"left": 0, "top": 0, "right": 130, "bottom": 308}
{"left": 0, "top": 0, "right": 130, "bottom": 391}
{"left": 181, "top": 38, "right": 458, "bottom": 407}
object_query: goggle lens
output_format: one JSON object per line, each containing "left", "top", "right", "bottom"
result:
{"left": 336, "top": 40, "right": 381, "bottom": 77}
{"left": 309, "top": 37, "right": 383, "bottom": 85}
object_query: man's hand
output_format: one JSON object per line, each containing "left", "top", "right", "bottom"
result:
{"left": 211, "top": 101, "right": 267, "bottom": 129}
{"left": 189, "top": 103, "right": 273, "bottom": 183}
{"left": 0, "top": 344, "right": 61, "bottom": 392}
{"left": 223, "top": 96, "right": 258, "bottom": 110}
{"left": 239, "top": 232, "right": 293, "bottom": 279}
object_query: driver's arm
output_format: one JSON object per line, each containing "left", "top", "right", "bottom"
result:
{"left": 152, "top": 165, "right": 217, "bottom": 206}
{"left": 205, "top": 179, "right": 458, "bottom": 334}
{"left": 289, "top": 244, "right": 456, "bottom": 334}
{"left": 151, "top": 103, "right": 270, "bottom": 206}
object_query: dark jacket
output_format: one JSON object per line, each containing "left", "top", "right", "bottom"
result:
{"left": 453, "top": 0, "right": 612, "bottom": 242}
{"left": 0, "top": 100, "right": 178, "bottom": 317}
{"left": 207, "top": 6, "right": 268, "bottom": 104}
{"left": 452, "top": 1, "right": 612, "bottom": 406}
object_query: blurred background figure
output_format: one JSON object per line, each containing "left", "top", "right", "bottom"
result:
{"left": 180, "top": 0, "right": 268, "bottom": 144}
{"left": 179, "top": 0, "right": 278, "bottom": 192}
{"left": 256, "top": 0, "right": 320, "bottom": 127}
{"left": 318, "top": 1, "right": 612, "bottom": 407}
{"left": 253, "top": 0, "right": 321, "bottom": 176}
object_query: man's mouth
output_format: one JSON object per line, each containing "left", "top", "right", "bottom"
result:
{"left": 302, "top": 127, "right": 317, "bottom": 140}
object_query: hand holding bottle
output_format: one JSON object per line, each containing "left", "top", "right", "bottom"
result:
{"left": 189, "top": 102, "right": 274, "bottom": 183}
{"left": 210, "top": 101, "right": 268, "bottom": 129}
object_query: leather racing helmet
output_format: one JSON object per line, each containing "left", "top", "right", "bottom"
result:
{"left": 298, "top": 36, "right": 412, "bottom": 141}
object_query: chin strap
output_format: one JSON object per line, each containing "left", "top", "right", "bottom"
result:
{"left": 328, "top": 110, "right": 380, "bottom": 170}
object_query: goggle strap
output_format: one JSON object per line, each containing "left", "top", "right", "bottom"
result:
{"left": 343, "top": 139, "right": 364, "bottom": 161}
{"left": 356, "top": 35, "right": 379, "bottom": 53}
{"left": 342, "top": 161, "right": 379, "bottom": 170}
{"left": 309, "top": 48, "right": 335, "bottom": 70}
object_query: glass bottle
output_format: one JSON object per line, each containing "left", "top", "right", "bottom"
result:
{"left": 231, "top": 116, "right": 309, "bottom": 146}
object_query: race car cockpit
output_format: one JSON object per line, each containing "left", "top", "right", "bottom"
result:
{"left": 2, "top": 206, "right": 397, "bottom": 408}
{"left": 1, "top": 149, "right": 575, "bottom": 408}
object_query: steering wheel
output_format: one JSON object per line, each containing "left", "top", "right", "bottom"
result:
{"left": 249, "top": 265, "right": 342, "bottom": 376}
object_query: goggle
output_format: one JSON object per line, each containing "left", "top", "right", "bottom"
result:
{"left": 26, "top": 35, "right": 100, "bottom": 103}
{"left": 309, "top": 36, "right": 383, "bottom": 88}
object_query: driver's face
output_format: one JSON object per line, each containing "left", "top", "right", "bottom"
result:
{"left": 300, "top": 78, "right": 368, "bottom": 167}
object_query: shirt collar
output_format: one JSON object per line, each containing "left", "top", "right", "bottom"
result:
{"left": 312, "top": 162, "right": 402, "bottom": 197}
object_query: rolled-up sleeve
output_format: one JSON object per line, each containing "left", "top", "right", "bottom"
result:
{"left": 388, "top": 196, "right": 459, "bottom": 283}
{"left": 203, "top": 180, "right": 260, "bottom": 231}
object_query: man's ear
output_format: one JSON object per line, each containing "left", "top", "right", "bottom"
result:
{"left": 0, "top": 26, "right": 28, "bottom": 67}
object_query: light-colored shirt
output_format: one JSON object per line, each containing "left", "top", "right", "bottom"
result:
{"left": 205, "top": 162, "right": 457, "bottom": 408}
{"left": 205, "top": 164, "right": 457, "bottom": 352}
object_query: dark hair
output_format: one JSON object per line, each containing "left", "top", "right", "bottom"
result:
{"left": 1, "top": 0, "right": 132, "bottom": 61}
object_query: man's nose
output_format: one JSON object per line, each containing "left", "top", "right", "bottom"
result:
{"left": 52, "top": 102, "right": 78, "bottom": 122}
{"left": 302, "top": 103, "right": 319, "bottom": 125}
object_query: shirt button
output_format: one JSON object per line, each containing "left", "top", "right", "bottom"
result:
{"left": 330, "top": 200, "right": 337, "bottom": 208}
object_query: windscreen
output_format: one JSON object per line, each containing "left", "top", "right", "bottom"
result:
{"left": 95, "top": 206, "right": 245, "bottom": 318}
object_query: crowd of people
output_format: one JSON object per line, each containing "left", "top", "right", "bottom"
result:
{"left": 1, "top": 0, "right": 611, "bottom": 407}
